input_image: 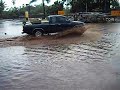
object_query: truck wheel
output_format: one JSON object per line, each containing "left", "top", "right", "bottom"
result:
{"left": 34, "top": 30, "right": 43, "bottom": 37}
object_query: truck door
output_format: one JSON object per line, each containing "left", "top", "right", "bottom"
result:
{"left": 56, "top": 17, "right": 72, "bottom": 32}
{"left": 48, "top": 17, "right": 61, "bottom": 33}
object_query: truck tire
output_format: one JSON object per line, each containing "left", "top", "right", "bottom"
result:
{"left": 34, "top": 30, "right": 43, "bottom": 37}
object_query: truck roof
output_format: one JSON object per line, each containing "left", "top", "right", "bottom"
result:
{"left": 48, "top": 15, "right": 65, "bottom": 18}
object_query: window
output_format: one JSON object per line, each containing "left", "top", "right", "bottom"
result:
{"left": 51, "top": 17, "right": 56, "bottom": 23}
{"left": 57, "top": 17, "right": 66, "bottom": 23}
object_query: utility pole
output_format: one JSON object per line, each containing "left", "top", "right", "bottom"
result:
{"left": 104, "top": 0, "right": 110, "bottom": 13}
{"left": 86, "top": 0, "right": 88, "bottom": 12}
{"left": 104, "top": 0, "right": 107, "bottom": 13}
{"left": 42, "top": 0, "right": 46, "bottom": 19}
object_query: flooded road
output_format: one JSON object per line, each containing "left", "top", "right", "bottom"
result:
{"left": 0, "top": 20, "right": 120, "bottom": 90}
{"left": 0, "top": 19, "right": 23, "bottom": 39}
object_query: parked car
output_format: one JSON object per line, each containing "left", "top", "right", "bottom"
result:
{"left": 22, "top": 15, "right": 86, "bottom": 37}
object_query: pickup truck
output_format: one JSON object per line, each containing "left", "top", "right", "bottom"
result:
{"left": 22, "top": 15, "right": 86, "bottom": 37}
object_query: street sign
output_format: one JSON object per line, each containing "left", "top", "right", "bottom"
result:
{"left": 111, "top": 10, "right": 120, "bottom": 16}
{"left": 25, "top": 11, "right": 29, "bottom": 18}
{"left": 58, "top": 11, "right": 65, "bottom": 15}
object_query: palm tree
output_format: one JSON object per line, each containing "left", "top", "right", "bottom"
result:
{"left": 42, "top": 0, "right": 50, "bottom": 18}
{"left": 0, "top": 0, "right": 5, "bottom": 17}
{"left": 12, "top": 0, "right": 16, "bottom": 6}
{"left": 29, "top": 0, "right": 50, "bottom": 19}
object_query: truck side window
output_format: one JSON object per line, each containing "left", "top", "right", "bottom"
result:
{"left": 57, "top": 17, "right": 66, "bottom": 23}
{"left": 51, "top": 17, "right": 56, "bottom": 24}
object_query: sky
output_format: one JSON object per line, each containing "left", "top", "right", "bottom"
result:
{"left": 3, "top": 0, "right": 120, "bottom": 8}
{"left": 3, "top": 0, "right": 56, "bottom": 8}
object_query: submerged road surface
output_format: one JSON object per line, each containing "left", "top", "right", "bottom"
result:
{"left": 0, "top": 19, "right": 23, "bottom": 39}
{"left": 0, "top": 20, "right": 120, "bottom": 90}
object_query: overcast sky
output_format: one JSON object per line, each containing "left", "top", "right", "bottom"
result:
{"left": 4, "top": 0, "right": 56, "bottom": 8}
{"left": 3, "top": 0, "right": 120, "bottom": 8}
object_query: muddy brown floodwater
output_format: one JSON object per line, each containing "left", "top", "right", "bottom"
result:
{"left": 0, "top": 20, "right": 120, "bottom": 90}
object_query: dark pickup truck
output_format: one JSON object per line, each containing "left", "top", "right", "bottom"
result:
{"left": 22, "top": 15, "right": 86, "bottom": 37}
